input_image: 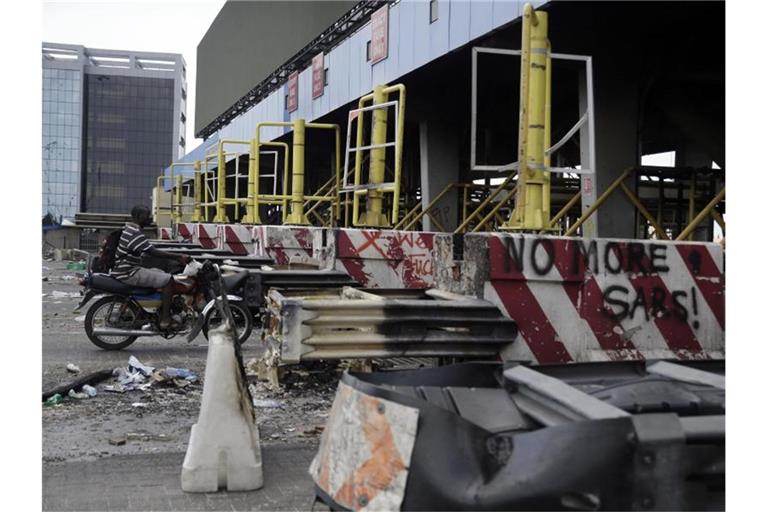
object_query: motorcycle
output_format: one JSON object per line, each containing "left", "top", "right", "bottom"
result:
{"left": 76, "top": 256, "right": 254, "bottom": 350}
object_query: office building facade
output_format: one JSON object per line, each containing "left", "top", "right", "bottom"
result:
{"left": 42, "top": 43, "right": 186, "bottom": 220}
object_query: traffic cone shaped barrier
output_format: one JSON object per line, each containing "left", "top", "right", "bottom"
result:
{"left": 181, "top": 324, "right": 263, "bottom": 492}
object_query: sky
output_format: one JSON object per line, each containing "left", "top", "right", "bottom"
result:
{"left": 42, "top": 0, "right": 226, "bottom": 151}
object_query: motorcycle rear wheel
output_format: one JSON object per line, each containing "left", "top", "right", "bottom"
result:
{"left": 202, "top": 302, "right": 253, "bottom": 345}
{"left": 85, "top": 295, "right": 141, "bottom": 350}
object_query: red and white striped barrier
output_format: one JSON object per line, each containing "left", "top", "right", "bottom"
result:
{"left": 331, "top": 229, "right": 435, "bottom": 289}
{"left": 195, "top": 223, "right": 221, "bottom": 250}
{"left": 219, "top": 224, "right": 253, "bottom": 256}
{"left": 479, "top": 234, "right": 724, "bottom": 363}
{"left": 176, "top": 222, "right": 196, "bottom": 242}
{"left": 250, "top": 225, "right": 318, "bottom": 265}
{"left": 157, "top": 227, "right": 173, "bottom": 240}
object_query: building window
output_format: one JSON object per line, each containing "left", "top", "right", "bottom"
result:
{"left": 366, "top": 41, "right": 371, "bottom": 61}
{"left": 430, "top": 0, "right": 439, "bottom": 23}
{"left": 324, "top": 68, "right": 329, "bottom": 86}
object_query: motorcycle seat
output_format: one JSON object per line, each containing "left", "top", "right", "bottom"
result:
{"left": 222, "top": 271, "right": 250, "bottom": 292}
{"left": 90, "top": 273, "right": 157, "bottom": 295}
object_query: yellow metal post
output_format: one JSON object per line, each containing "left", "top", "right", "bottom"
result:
{"left": 193, "top": 160, "right": 202, "bottom": 222}
{"left": 676, "top": 188, "right": 725, "bottom": 241}
{"left": 358, "top": 85, "right": 390, "bottom": 227}
{"left": 546, "top": 191, "right": 581, "bottom": 232}
{"left": 285, "top": 119, "right": 310, "bottom": 225}
{"left": 213, "top": 141, "right": 229, "bottom": 222}
{"left": 173, "top": 175, "right": 183, "bottom": 224}
{"left": 242, "top": 138, "right": 262, "bottom": 224}
{"left": 503, "top": 4, "right": 551, "bottom": 231}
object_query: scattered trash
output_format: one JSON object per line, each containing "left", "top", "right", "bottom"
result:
{"left": 82, "top": 384, "right": 97, "bottom": 397}
{"left": 108, "top": 437, "right": 127, "bottom": 446}
{"left": 150, "top": 366, "right": 198, "bottom": 388}
{"left": 74, "top": 315, "right": 86, "bottom": 323}
{"left": 42, "top": 368, "right": 114, "bottom": 402}
{"left": 172, "top": 378, "right": 192, "bottom": 389}
{"left": 286, "top": 427, "right": 296, "bottom": 433}
{"left": 103, "top": 384, "right": 126, "bottom": 393}
{"left": 165, "top": 367, "right": 196, "bottom": 380}
{"left": 302, "top": 425, "right": 324, "bottom": 436}
{"left": 66, "top": 363, "right": 81, "bottom": 373}
{"left": 60, "top": 275, "right": 77, "bottom": 281}
{"left": 68, "top": 389, "right": 88, "bottom": 400}
{"left": 223, "top": 258, "right": 238, "bottom": 265}
{"left": 128, "top": 355, "right": 155, "bottom": 376}
{"left": 252, "top": 398, "right": 282, "bottom": 408}
{"left": 126, "top": 432, "right": 172, "bottom": 442}
{"left": 44, "top": 394, "right": 64, "bottom": 406}
{"left": 66, "top": 261, "right": 86, "bottom": 271}
{"left": 42, "top": 265, "right": 51, "bottom": 271}
{"left": 51, "top": 291, "right": 81, "bottom": 299}
{"left": 42, "top": 277, "right": 49, "bottom": 282}
{"left": 131, "top": 402, "right": 148, "bottom": 408}
{"left": 114, "top": 367, "right": 146, "bottom": 387}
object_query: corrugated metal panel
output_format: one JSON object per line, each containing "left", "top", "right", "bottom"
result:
{"left": 357, "top": 23, "right": 373, "bottom": 97}
{"left": 429, "top": 0, "right": 451, "bottom": 60}
{"left": 449, "top": 0, "right": 471, "bottom": 50}
{"left": 398, "top": 0, "right": 416, "bottom": 75}
{"left": 201, "top": 0, "right": 546, "bottom": 152}
{"left": 348, "top": 27, "right": 362, "bottom": 101}
{"left": 382, "top": 0, "right": 401, "bottom": 84}
{"left": 413, "top": 1, "right": 431, "bottom": 69}
{"left": 295, "top": 66, "right": 312, "bottom": 121}
{"left": 493, "top": 0, "right": 522, "bottom": 27}
{"left": 329, "top": 38, "right": 351, "bottom": 112}
{"left": 470, "top": 0, "right": 494, "bottom": 40}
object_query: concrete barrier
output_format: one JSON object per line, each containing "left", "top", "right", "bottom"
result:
{"left": 181, "top": 325, "right": 263, "bottom": 492}
{"left": 326, "top": 228, "right": 436, "bottom": 289}
{"left": 434, "top": 233, "right": 725, "bottom": 363}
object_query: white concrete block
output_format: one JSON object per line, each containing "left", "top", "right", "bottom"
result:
{"left": 181, "top": 325, "right": 263, "bottom": 492}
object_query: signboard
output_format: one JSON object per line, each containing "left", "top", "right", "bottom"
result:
{"left": 287, "top": 71, "right": 299, "bottom": 112}
{"left": 312, "top": 53, "right": 324, "bottom": 99}
{"left": 370, "top": 5, "right": 389, "bottom": 64}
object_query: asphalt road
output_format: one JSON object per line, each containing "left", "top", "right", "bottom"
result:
{"left": 42, "top": 259, "right": 334, "bottom": 511}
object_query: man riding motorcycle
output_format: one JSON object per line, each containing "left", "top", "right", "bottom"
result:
{"left": 111, "top": 205, "right": 190, "bottom": 330}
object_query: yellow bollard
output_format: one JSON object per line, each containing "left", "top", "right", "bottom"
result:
{"left": 213, "top": 141, "right": 229, "bottom": 223}
{"left": 358, "top": 85, "right": 390, "bottom": 227}
{"left": 503, "top": 4, "right": 551, "bottom": 231}
{"left": 242, "top": 138, "right": 262, "bottom": 224}
{"left": 285, "top": 119, "right": 310, "bottom": 225}
{"left": 193, "top": 160, "right": 202, "bottom": 222}
{"left": 174, "top": 174, "right": 183, "bottom": 224}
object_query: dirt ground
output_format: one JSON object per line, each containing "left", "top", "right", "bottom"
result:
{"left": 41, "top": 259, "right": 337, "bottom": 464}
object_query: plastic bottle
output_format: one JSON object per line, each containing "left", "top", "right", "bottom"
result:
{"left": 44, "top": 394, "right": 64, "bottom": 406}
{"left": 82, "top": 384, "right": 97, "bottom": 397}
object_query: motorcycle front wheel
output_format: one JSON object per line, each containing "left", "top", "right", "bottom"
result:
{"left": 202, "top": 302, "right": 254, "bottom": 345}
{"left": 84, "top": 295, "right": 141, "bottom": 350}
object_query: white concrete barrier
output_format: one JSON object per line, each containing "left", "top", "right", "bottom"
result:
{"left": 181, "top": 325, "right": 263, "bottom": 492}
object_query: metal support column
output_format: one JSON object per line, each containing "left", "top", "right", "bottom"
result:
{"left": 285, "top": 119, "right": 310, "bottom": 225}
{"left": 193, "top": 160, "right": 202, "bottom": 222}
{"left": 242, "top": 138, "right": 262, "bottom": 224}
{"left": 359, "top": 84, "right": 390, "bottom": 227}
{"left": 213, "top": 141, "right": 229, "bottom": 222}
{"left": 503, "top": 4, "right": 551, "bottom": 231}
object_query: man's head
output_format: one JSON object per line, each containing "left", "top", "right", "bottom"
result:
{"left": 131, "top": 205, "right": 152, "bottom": 227}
